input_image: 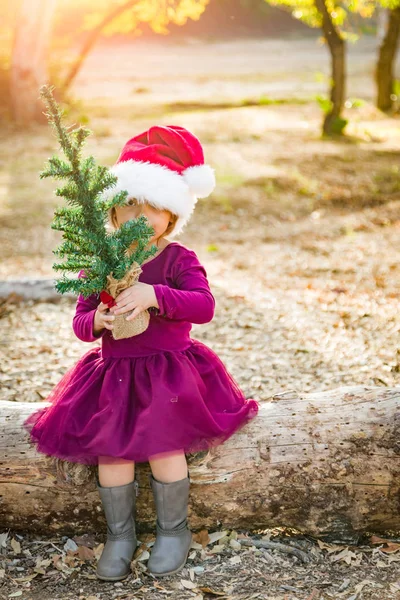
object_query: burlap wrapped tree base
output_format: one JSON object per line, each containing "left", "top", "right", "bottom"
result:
{"left": 105, "top": 262, "right": 150, "bottom": 340}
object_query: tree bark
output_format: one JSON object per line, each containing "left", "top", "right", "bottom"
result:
{"left": 1, "top": 386, "right": 400, "bottom": 541}
{"left": 376, "top": 7, "right": 400, "bottom": 113}
{"left": 315, "top": 0, "right": 346, "bottom": 135}
{"left": 10, "top": 0, "right": 57, "bottom": 125}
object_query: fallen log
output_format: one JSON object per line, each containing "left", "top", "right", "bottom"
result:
{"left": 0, "top": 279, "right": 74, "bottom": 302}
{"left": 1, "top": 386, "right": 399, "bottom": 541}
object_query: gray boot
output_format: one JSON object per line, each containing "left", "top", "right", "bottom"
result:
{"left": 96, "top": 476, "right": 139, "bottom": 581}
{"left": 147, "top": 472, "right": 192, "bottom": 577}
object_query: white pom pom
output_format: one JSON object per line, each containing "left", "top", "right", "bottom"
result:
{"left": 182, "top": 164, "right": 216, "bottom": 198}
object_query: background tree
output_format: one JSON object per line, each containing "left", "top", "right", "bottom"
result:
{"left": 314, "top": 0, "right": 347, "bottom": 135}
{"left": 375, "top": 1, "right": 400, "bottom": 112}
{"left": 57, "top": 0, "right": 210, "bottom": 93}
{"left": 264, "top": 0, "right": 376, "bottom": 136}
{"left": 10, "top": 0, "right": 57, "bottom": 126}
{"left": 8, "top": 0, "right": 210, "bottom": 125}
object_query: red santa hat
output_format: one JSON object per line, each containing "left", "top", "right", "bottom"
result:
{"left": 103, "top": 125, "right": 216, "bottom": 237}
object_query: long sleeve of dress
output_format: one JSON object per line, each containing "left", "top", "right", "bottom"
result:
{"left": 72, "top": 270, "right": 106, "bottom": 343}
{"left": 152, "top": 249, "right": 215, "bottom": 324}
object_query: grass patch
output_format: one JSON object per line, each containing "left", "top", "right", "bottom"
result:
{"left": 164, "top": 96, "right": 311, "bottom": 114}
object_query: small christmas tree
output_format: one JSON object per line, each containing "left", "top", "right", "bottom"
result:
{"left": 40, "top": 84, "right": 158, "bottom": 300}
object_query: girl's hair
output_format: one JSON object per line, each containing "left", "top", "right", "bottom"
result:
{"left": 108, "top": 201, "right": 179, "bottom": 242}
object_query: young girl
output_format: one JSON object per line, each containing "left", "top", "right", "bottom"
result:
{"left": 23, "top": 125, "right": 260, "bottom": 581}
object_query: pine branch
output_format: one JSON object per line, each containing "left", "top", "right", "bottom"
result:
{"left": 40, "top": 84, "right": 158, "bottom": 298}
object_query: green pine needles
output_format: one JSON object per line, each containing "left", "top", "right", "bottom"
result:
{"left": 40, "top": 84, "right": 158, "bottom": 298}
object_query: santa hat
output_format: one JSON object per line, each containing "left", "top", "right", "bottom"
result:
{"left": 102, "top": 125, "right": 216, "bottom": 237}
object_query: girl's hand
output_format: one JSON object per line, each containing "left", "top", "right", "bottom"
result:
{"left": 93, "top": 302, "right": 115, "bottom": 335}
{"left": 112, "top": 283, "right": 159, "bottom": 321}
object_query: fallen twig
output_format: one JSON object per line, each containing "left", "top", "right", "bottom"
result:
{"left": 238, "top": 538, "right": 312, "bottom": 564}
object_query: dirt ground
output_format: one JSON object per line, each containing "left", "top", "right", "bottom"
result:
{"left": 2, "top": 36, "right": 400, "bottom": 599}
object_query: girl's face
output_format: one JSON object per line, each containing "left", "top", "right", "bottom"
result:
{"left": 114, "top": 199, "right": 171, "bottom": 243}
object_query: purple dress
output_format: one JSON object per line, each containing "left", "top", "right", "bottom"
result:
{"left": 23, "top": 242, "right": 260, "bottom": 465}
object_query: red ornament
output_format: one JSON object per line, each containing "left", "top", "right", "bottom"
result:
{"left": 100, "top": 290, "right": 117, "bottom": 308}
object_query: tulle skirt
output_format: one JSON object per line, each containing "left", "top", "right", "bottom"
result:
{"left": 23, "top": 339, "right": 260, "bottom": 465}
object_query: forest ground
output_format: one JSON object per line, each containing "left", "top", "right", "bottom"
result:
{"left": 1, "top": 36, "right": 400, "bottom": 600}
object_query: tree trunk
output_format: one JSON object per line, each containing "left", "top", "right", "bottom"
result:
{"left": 10, "top": 0, "right": 57, "bottom": 126}
{"left": 376, "top": 6, "right": 388, "bottom": 44}
{"left": 1, "top": 386, "right": 400, "bottom": 541}
{"left": 315, "top": 0, "right": 346, "bottom": 135}
{"left": 376, "top": 7, "right": 400, "bottom": 113}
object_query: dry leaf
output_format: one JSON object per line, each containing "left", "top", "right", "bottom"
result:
{"left": 136, "top": 550, "right": 150, "bottom": 562}
{"left": 52, "top": 554, "right": 63, "bottom": 567}
{"left": 199, "top": 587, "right": 226, "bottom": 596}
{"left": 35, "top": 558, "right": 51, "bottom": 569}
{"left": 77, "top": 545, "right": 95, "bottom": 561}
{"left": 354, "top": 580, "right": 374, "bottom": 594}
{"left": 181, "top": 579, "right": 198, "bottom": 590}
{"left": 93, "top": 543, "right": 104, "bottom": 560}
{"left": 190, "top": 541, "right": 203, "bottom": 550}
{"left": 387, "top": 554, "right": 400, "bottom": 564}
{"left": 64, "top": 554, "right": 79, "bottom": 567}
{"left": 229, "top": 555, "right": 241, "bottom": 564}
{"left": 193, "top": 529, "right": 210, "bottom": 548}
{"left": 208, "top": 531, "right": 229, "bottom": 545}
{"left": 370, "top": 536, "right": 400, "bottom": 553}
{"left": 73, "top": 533, "right": 98, "bottom": 548}
{"left": 330, "top": 548, "right": 358, "bottom": 564}
{"left": 376, "top": 560, "right": 387, "bottom": 568}
{"left": 209, "top": 544, "right": 225, "bottom": 554}
{"left": 10, "top": 538, "right": 21, "bottom": 555}
{"left": 153, "top": 582, "right": 172, "bottom": 593}
{"left": 381, "top": 542, "right": 400, "bottom": 554}
{"left": 317, "top": 540, "right": 346, "bottom": 554}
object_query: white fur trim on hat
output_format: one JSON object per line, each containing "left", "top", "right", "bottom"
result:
{"left": 182, "top": 164, "right": 216, "bottom": 197}
{"left": 102, "top": 160, "right": 198, "bottom": 237}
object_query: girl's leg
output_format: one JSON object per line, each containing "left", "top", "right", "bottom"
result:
{"left": 98, "top": 456, "right": 135, "bottom": 486}
{"left": 148, "top": 450, "right": 187, "bottom": 482}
